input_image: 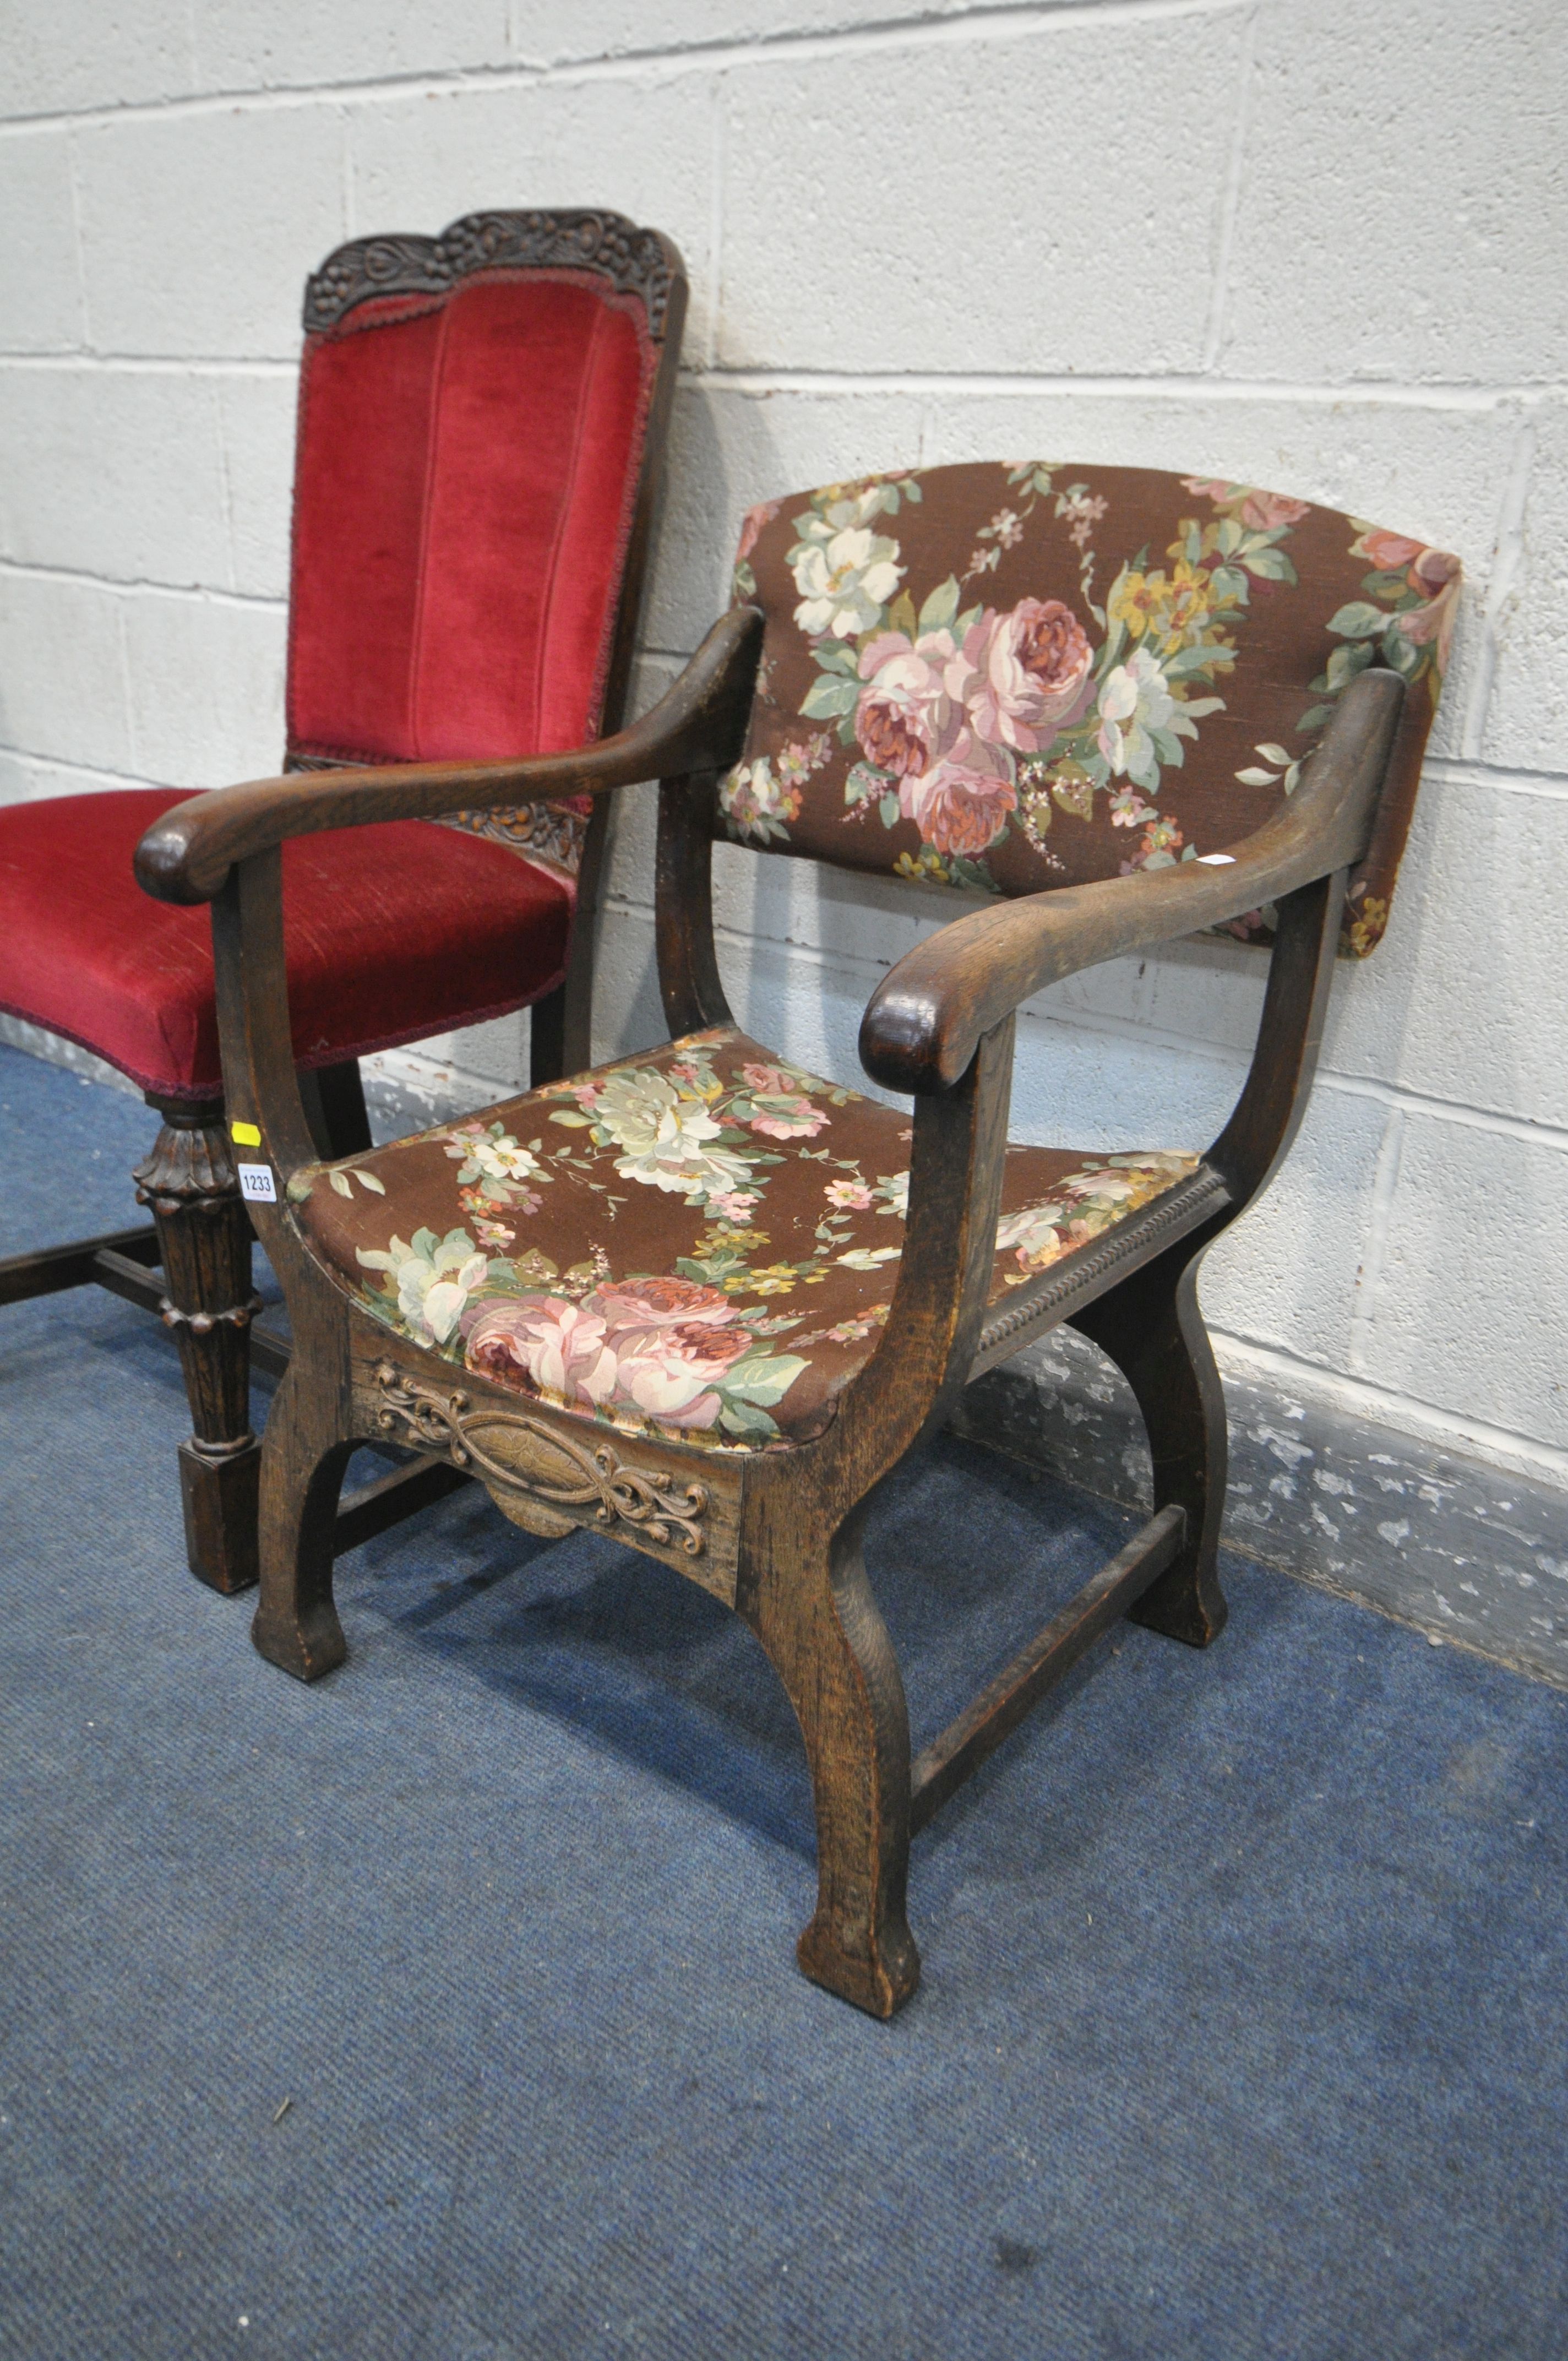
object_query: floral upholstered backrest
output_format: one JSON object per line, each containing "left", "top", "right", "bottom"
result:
{"left": 718, "top": 463, "right": 1459, "bottom": 953}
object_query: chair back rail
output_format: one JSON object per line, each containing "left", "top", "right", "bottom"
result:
{"left": 713, "top": 461, "right": 1456, "bottom": 959}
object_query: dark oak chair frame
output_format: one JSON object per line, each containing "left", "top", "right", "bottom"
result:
{"left": 136, "top": 607, "right": 1405, "bottom": 2017}
{"left": 0, "top": 210, "right": 687, "bottom": 1598}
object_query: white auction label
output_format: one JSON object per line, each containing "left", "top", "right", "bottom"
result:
{"left": 237, "top": 1162, "right": 278, "bottom": 1204}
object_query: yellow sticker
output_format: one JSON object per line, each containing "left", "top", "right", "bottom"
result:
{"left": 231, "top": 1119, "right": 262, "bottom": 1147}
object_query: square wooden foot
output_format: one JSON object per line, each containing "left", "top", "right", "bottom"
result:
{"left": 178, "top": 1437, "right": 262, "bottom": 1595}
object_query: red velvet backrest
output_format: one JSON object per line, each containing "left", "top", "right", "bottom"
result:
{"left": 286, "top": 215, "right": 680, "bottom": 780}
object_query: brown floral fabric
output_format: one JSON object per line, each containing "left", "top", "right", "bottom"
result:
{"left": 723, "top": 464, "right": 1459, "bottom": 955}
{"left": 290, "top": 1027, "right": 1197, "bottom": 1452}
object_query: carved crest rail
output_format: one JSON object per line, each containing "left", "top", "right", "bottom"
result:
{"left": 304, "top": 209, "right": 679, "bottom": 338}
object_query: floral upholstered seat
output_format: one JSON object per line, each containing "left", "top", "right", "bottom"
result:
{"left": 290, "top": 1026, "right": 1197, "bottom": 1450}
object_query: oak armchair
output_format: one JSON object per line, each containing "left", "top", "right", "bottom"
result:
{"left": 137, "top": 463, "right": 1457, "bottom": 2016}
{"left": 0, "top": 209, "right": 685, "bottom": 1595}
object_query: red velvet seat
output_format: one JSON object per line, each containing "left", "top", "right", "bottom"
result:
{"left": 0, "top": 789, "right": 572, "bottom": 1102}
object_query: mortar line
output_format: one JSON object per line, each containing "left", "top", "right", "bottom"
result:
{"left": 683, "top": 366, "right": 1545, "bottom": 410}
{"left": 0, "top": 0, "right": 1253, "bottom": 134}
{"left": 0, "top": 353, "right": 298, "bottom": 376}
{"left": 0, "top": 352, "right": 1556, "bottom": 409}
{"left": 705, "top": 74, "right": 726, "bottom": 374}
{"left": 0, "top": 556, "right": 285, "bottom": 611}
{"left": 503, "top": 0, "right": 1251, "bottom": 77}
{"left": 1346, "top": 1102, "right": 1405, "bottom": 1379}
{"left": 1425, "top": 757, "right": 1568, "bottom": 800}
{"left": 1460, "top": 407, "right": 1536, "bottom": 760}
{"left": 110, "top": 601, "right": 140, "bottom": 779}
{"left": 0, "top": 744, "right": 168, "bottom": 793}
{"left": 339, "top": 103, "right": 356, "bottom": 241}
{"left": 1201, "top": 0, "right": 1255, "bottom": 373}
{"left": 210, "top": 376, "right": 238, "bottom": 593}
{"left": 63, "top": 129, "right": 91, "bottom": 355}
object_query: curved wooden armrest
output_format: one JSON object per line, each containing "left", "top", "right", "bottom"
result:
{"left": 135, "top": 605, "right": 764, "bottom": 906}
{"left": 859, "top": 667, "right": 1406, "bottom": 1095}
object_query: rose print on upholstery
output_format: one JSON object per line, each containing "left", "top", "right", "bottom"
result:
{"left": 1181, "top": 480, "right": 1311, "bottom": 534}
{"left": 467, "top": 1292, "right": 618, "bottom": 1408}
{"left": 854, "top": 628, "right": 957, "bottom": 777}
{"left": 963, "top": 597, "right": 1095, "bottom": 750}
{"left": 288, "top": 1028, "right": 1201, "bottom": 1451}
{"left": 1305, "top": 525, "right": 1461, "bottom": 727}
{"left": 899, "top": 731, "right": 1015, "bottom": 861}
{"left": 719, "top": 460, "right": 1458, "bottom": 953}
{"left": 466, "top": 1274, "right": 805, "bottom": 1436}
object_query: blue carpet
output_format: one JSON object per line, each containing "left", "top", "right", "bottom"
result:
{"left": 1, "top": 1042, "right": 1566, "bottom": 2360}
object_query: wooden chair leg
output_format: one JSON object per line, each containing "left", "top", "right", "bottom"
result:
{"left": 250, "top": 1359, "right": 355, "bottom": 1682}
{"left": 739, "top": 1502, "right": 919, "bottom": 2018}
{"left": 133, "top": 1101, "right": 263, "bottom": 1595}
{"left": 1069, "top": 1245, "right": 1228, "bottom": 1647}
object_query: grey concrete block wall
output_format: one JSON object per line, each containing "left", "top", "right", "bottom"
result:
{"left": 0, "top": 0, "right": 1564, "bottom": 1524}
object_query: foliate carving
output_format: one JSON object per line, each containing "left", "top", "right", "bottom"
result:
{"left": 134, "top": 1109, "right": 257, "bottom": 1455}
{"left": 437, "top": 801, "right": 588, "bottom": 879}
{"left": 304, "top": 210, "right": 678, "bottom": 338}
{"left": 280, "top": 761, "right": 589, "bottom": 880}
{"left": 372, "top": 1362, "right": 709, "bottom": 1557}
{"left": 302, "top": 234, "right": 451, "bottom": 333}
{"left": 133, "top": 1112, "right": 238, "bottom": 1214}
{"left": 444, "top": 211, "right": 677, "bottom": 334}
{"left": 159, "top": 1292, "right": 263, "bottom": 1337}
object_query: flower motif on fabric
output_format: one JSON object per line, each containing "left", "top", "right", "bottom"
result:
{"left": 357, "top": 1228, "right": 489, "bottom": 1347}
{"left": 339, "top": 1032, "right": 1207, "bottom": 1448}
{"left": 1302, "top": 523, "right": 1460, "bottom": 732}
{"left": 725, "top": 461, "right": 1319, "bottom": 889}
{"left": 790, "top": 481, "right": 911, "bottom": 640}
{"left": 541, "top": 1041, "right": 853, "bottom": 1216}
{"left": 444, "top": 1120, "right": 551, "bottom": 1223}
{"left": 462, "top": 1273, "right": 808, "bottom": 1440}
{"left": 720, "top": 733, "right": 832, "bottom": 846}
{"left": 994, "top": 1154, "right": 1199, "bottom": 1280}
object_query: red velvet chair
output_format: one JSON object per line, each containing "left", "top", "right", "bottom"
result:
{"left": 0, "top": 209, "right": 686, "bottom": 1594}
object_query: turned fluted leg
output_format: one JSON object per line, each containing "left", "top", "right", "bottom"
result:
{"left": 133, "top": 1099, "right": 263, "bottom": 1595}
